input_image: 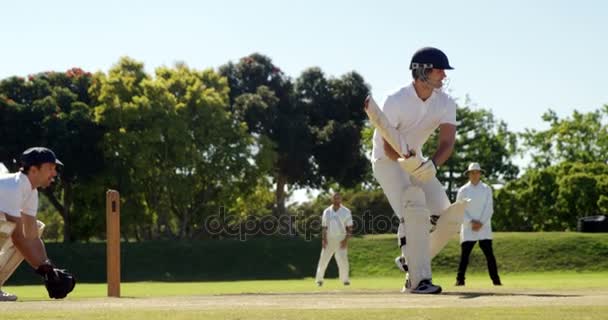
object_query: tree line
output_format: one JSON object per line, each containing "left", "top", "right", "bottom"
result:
{"left": 0, "top": 54, "right": 606, "bottom": 242}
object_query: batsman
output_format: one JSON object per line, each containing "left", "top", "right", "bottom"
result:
{"left": 365, "top": 47, "right": 469, "bottom": 294}
{"left": 0, "top": 147, "right": 75, "bottom": 301}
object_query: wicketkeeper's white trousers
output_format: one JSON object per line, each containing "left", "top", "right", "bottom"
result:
{"left": 315, "top": 236, "right": 349, "bottom": 283}
{"left": 0, "top": 218, "right": 45, "bottom": 286}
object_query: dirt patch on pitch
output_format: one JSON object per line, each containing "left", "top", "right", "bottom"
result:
{"left": 3, "top": 289, "right": 607, "bottom": 311}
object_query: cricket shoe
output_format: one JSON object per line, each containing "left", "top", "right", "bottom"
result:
{"left": 411, "top": 279, "right": 442, "bottom": 294}
{"left": 0, "top": 290, "right": 17, "bottom": 302}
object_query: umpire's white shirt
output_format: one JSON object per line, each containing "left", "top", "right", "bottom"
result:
{"left": 322, "top": 205, "right": 353, "bottom": 239}
{"left": 0, "top": 172, "right": 38, "bottom": 218}
{"left": 457, "top": 181, "right": 494, "bottom": 242}
{"left": 371, "top": 84, "right": 457, "bottom": 161}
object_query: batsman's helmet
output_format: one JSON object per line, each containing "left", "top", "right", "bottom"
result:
{"left": 410, "top": 47, "right": 453, "bottom": 70}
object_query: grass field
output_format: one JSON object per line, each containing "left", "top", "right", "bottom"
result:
{"left": 3, "top": 233, "right": 607, "bottom": 319}
{"left": 3, "top": 272, "right": 608, "bottom": 320}
{"left": 9, "top": 232, "right": 608, "bottom": 284}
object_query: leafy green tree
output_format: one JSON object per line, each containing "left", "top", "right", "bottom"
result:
{"left": 92, "top": 58, "right": 258, "bottom": 239}
{"left": 295, "top": 67, "right": 369, "bottom": 189}
{"left": 220, "top": 54, "right": 303, "bottom": 225}
{"left": 0, "top": 70, "right": 104, "bottom": 242}
{"left": 220, "top": 54, "right": 370, "bottom": 228}
{"left": 597, "top": 175, "right": 608, "bottom": 215}
{"left": 493, "top": 162, "right": 608, "bottom": 231}
{"left": 496, "top": 106, "right": 608, "bottom": 231}
{"left": 520, "top": 106, "right": 608, "bottom": 168}
{"left": 555, "top": 173, "right": 598, "bottom": 228}
{"left": 493, "top": 183, "right": 531, "bottom": 231}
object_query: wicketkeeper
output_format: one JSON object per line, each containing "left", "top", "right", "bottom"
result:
{"left": 365, "top": 47, "right": 469, "bottom": 294}
{"left": 0, "top": 147, "right": 75, "bottom": 301}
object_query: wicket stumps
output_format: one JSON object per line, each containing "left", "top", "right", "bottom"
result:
{"left": 106, "top": 190, "right": 121, "bottom": 297}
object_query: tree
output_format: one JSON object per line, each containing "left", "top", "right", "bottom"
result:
{"left": 0, "top": 70, "right": 104, "bottom": 242}
{"left": 520, "top": 106, "right": 608, "bottom": 168}
{"left": 92, "top": 57, "right": 258, "bottom": 239}
{"left": 220, "top": 54, "right": 303, "bottom": 226}
{"left": 219, "top": 54, "right": 370, "bottom": 229}
{"left": 493, "top": 162, "right": 608, "bottom": 231}
{"left": 295, "top": 67, "right": 369, "bottom": 188}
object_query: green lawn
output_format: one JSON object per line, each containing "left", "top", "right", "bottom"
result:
{"left": 3, "top": 273, "right": 608, "bottom": 320}
{"left": 3, "top": 232, "right": 607, "bottom": 320}
{"left": 9, "top": 232, "right": 608, "bottom": 284}
{"left": 5, "top": 271, "right": 608, "bottom": 299}
{"left": 353, "top": 232, "right": 608, "bottom": 275}
{"left": 5, "top": 307, "right": 608, "bottom": 320}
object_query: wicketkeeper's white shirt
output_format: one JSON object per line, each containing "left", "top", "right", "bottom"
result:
{"left": 457, "top": 181, "right": 494, "bottom": 242}
{"left": 371, "top": 84, "right": 457, "bottom": 161}
{"left": 0, "top": 172, "right": 38, "bottom": 217}
{"left": 322, "top": 205, "right": 353, "bottom": 238}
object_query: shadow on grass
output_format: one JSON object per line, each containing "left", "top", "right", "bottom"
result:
{"left": 444, "top": 292, "right": 581, "bottom": 299}
{"left": 214, "top": 291, "right": 581, "bottom": 299}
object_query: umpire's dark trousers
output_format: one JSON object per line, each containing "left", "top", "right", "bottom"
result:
{"left": 456, "top": 239, "right": 501, "bottom": 284}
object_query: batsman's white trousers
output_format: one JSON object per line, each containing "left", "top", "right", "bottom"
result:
{"left": 315, "top": 236, "right": 350, "bottom": 283}
{"left": 372, "top": 158, "right": 450, "bottom": 232}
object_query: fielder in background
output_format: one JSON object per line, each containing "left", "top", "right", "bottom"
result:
{"left": 0, "top": 147, "right": 75, "bottom": 301}
{"left": 315, "top": 192, "right": 353, "bottom": 287}
{"left": 455, "top": 162, "right": 502, "bottom": 286}
{"left": 366, "top": 47, "right": 464, "bottom": 294}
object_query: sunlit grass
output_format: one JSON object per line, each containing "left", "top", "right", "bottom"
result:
{"left": 6, "top": 271, "right": 608, "bottom": 300}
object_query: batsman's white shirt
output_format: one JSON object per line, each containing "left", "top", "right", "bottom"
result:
{"left": 322, "top": 205, "right": 353, "bottom": 238}
{"left": 457, "top": 181, "right": 494, "bottom": 242}
{"left": 372, "top": 84, "right": 457, "bottom": 161}
{"left": 0, "top": 172, "right": 38, "bottom": 218}
{"left": 371, "top": 84, "right": 457, "bottom": 220}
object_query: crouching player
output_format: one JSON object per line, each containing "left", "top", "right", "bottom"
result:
{"left": 0, "top": 147, "right": 75, "bottom": 301}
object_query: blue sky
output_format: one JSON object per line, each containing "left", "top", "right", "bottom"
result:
{"left": 0, "top": 0, "right": 608, "bottom": 192}
{"left": 1, "top": 0, "right": 606, "bottom": 200}
{"left": 2, "top": 0, "right": 606, "bottom": 133}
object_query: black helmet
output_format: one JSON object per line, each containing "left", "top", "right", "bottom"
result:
{"left": 410, "top": 47, "right": 453, "bottom": 70}
{"left": 21, "top": 147, "right": 63, "bottom": 167}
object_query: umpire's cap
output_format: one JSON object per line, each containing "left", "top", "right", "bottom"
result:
{"left": 21, "top": 147, "right": 63, "bottom": 167}
{"left": 410, "top": 47, "right": 454, "bottom": 70}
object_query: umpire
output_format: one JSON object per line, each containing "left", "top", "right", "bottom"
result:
{"left": 454, "top": 163, "right": 501, "bottom": 286}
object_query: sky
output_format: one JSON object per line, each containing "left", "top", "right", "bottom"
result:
{"left": 1, "top": 0, "right": 607, "bottom": 202}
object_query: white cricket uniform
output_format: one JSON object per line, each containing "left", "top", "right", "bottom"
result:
{"left": 315, "top": 205, "right": 353, "bottom": 283}
{"left": 0, "top": 172, "right": 41, "bottom": 289}
{"left": 0, "top": 172, "right": 38, "bottom": 218}
{"left": 0, "top": 163, "right": 8, "bottom": 174}
{"left": 457, "top": 181, "right": 494, "bottom": 242}
{"left": 371, "top": 84, "right": 457, "bottom": 235}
